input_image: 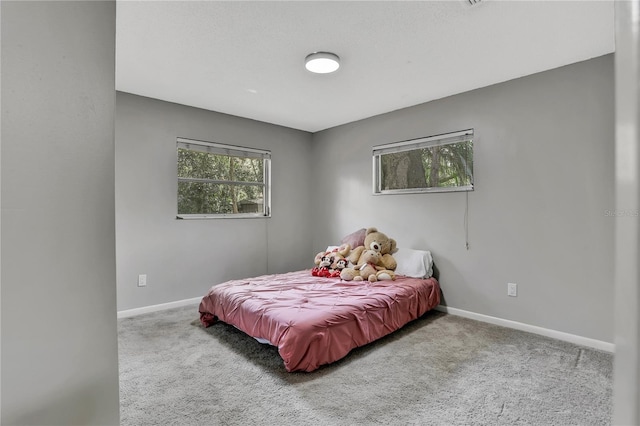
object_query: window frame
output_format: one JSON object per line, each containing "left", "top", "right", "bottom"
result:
{"left": 176, "top": 137, "right": 271, "bottom": 219}
{"left": 372, "top": 129, "right": 474, "bottom": 195}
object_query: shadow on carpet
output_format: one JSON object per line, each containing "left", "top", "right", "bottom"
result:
{"left": 192, "top": 310, "right": 446, "bottom": 382}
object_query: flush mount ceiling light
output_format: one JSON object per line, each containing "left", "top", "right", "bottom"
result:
{"left": 305, "top": 52, "right": 340, "bottom": 74}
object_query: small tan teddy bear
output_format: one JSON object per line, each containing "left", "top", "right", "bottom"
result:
{"left": 340, "top": 249, "right": 396, "bottom": 282}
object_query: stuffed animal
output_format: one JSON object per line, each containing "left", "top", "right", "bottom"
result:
{"left": 346, "top": 227, "right": 398, "bottom": 271}
{"left": 340, "top": 249, "right": 396, "bottom": 282}
{"left": 312, "top": 243, "right": 350, "bottom": 277}
{"left": 312, "top": 252, "right": 333, "bottom": 277}
{"left": 326, "top": 253, "right": 349, "bottom": 278}
{"left": 332, "top": 256, "right": 349, "bottom": 272}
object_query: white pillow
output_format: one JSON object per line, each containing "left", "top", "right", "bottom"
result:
{"left": 393, "top": 248, "right": 433, "bottom": 278}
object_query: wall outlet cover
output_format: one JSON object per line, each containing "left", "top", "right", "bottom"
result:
{"left": 138, "top": 274, "right": 147, "bottom": 287}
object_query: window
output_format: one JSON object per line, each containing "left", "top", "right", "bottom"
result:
{"left": 373, "top": 129, "right": 473, "bottom": 194}
{"left": 176, "top": 138, "right": 271, "bottom": 218}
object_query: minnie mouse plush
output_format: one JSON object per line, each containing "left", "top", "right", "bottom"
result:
{"left": 326, "top": 256, "right": 349, "bottom": 278}
{"left": 312, "top": 252, "right": 334, "bottom": 277}
{"left": 311, "top": 243, "right": 350, "bottom": 277}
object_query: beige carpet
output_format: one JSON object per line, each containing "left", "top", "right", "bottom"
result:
{"left": 118, "top": 305, "right": 612, "bottom": 425}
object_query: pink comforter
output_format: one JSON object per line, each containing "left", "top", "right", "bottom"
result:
{"left": 199, "top": 270, "right": 440, "bottom": 372}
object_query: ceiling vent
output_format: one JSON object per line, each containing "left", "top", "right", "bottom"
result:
{"left": 468, "top": 0, "right": 482, "bottom": 5}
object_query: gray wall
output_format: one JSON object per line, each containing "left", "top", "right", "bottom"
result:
{"left": 1, "top": 1, "right": 119, "bottom": 425}
{"left": 310, "top": 55, "right": 615, "bottom": 343}
{"left": 116, "top": 56, "right": 615, "bottom": 344}
{"left": 115, "top": 93, "right": 313, "bottom": 311}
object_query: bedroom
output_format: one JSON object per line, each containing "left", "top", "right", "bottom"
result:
{"left": 1, "top": 1, "right": 639, "bottom": 425}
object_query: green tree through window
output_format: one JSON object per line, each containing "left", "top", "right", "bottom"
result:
{"left": 373, "top": 130, "right": 473, "bottom": 194}
{"left": 177, "top": 139, "right": 270, "bottom": 217}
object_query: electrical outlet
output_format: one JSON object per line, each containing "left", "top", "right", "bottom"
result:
{"left": 138, "top": 274, "right": 147, "bottom": 287}
{"left": 508, "top": 282, "right": 517, "bottom": 297}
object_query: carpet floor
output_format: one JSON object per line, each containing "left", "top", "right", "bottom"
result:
{"left": 118, "top": 304, "right": 612, "bottom": 425}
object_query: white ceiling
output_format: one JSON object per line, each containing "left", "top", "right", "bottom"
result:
{"left": 115, "top": 0, "right": 615, "bottom": 133}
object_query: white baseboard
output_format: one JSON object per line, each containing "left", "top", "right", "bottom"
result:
{"left": 117, "top": 297, "right": 202, "bottom": 319}
{"left": 435, "top": 305, "right": 615, "bottom": 353}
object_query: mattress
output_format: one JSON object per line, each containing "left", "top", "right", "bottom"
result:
{"left": 199, "top": 270, "right": 440, "bottom": 372}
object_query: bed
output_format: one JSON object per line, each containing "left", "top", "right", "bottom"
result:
{"left": 199, "top": 244, "right": 440, "bottom": 372}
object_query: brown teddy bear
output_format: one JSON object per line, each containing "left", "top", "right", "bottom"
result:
{"left": 340, "top": 228, "right": 397, "bottom": 281}
{"left": 340, "top": 249, "right": 396, "bottom": 282}
{"left": 347, "top": 227, "right": 397, "bottom": 270}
